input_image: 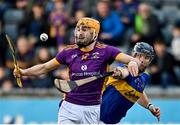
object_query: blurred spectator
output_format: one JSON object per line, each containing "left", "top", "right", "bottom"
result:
{"left": 32, "top": 47, "right": 54, "bottom": 88}
{"left": 15, "top": 0, "right": 29, "bottom": 10}
{"left": 44, "top": 0, "right": 55, "bottom": 16}
{"left": 0, "top": 0, "right": 11, "bottom": 22}
{"left": 68, "top": 9, "right": 86, "bottom": 44}
{"left": 171, "top": 19, "right": 180, "bottom": 64}
{"left": 113, "top": 0, "right": 139, "bottom": 27}
{"left": 27, "top": 2, "right": 48, "bottom": 45}
{"left": 0, "top": 66, "right": 6, "bottom": 84}
{"left": 113, "top": 0, "right": 139, "bottom": 47}
{"left": 5, "top": 36, "right": 34, "bottom": 69}
{"left": 3, "top": 0, "right": 29, "bottom": 41}
{"left": 34, "top": 47, "right": 52, "bottom": 64}
{"left": 131, "top": 3, "right": 162, "bottom": 46}
{"left": 171, "top": 19, "right": 180, "bottom": 84}
{"left": 1, "top": 78, "right": 14, "bottom": 92}
{"left": 74, "top": 10, "right": 86, "bottom": 24}
{"left": 0, "top": 34, "right": 8, "bottom": 66}
{"left": 95, "top": 0, "right": 125, "bottom": 46}
{"left": 16, "top": 0, "right": 30, "bottom": 35}
{"left": 148, "top": 40, "right": 178, "bottom": 88}
{"left": 67, "top": 0, "right": 95, "bottom": 17}
{"left": 49, "top": 0, "right": 68, "bottom": 47}
{"left": 0, "top": 66, "right": 14, "bottom": 89}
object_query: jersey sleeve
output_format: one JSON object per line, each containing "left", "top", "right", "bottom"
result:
{"left": 106, "top": 45, "right": 121, "bottom": 64}
{"left": 141, "top": 73, "right": 150, "bottom": 87}
{"left": 55, "top": 49, "right": 66, "bottom": 64}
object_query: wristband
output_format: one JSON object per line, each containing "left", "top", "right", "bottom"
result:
{"left": 147, "top": 103, "right": 153, "bottom": 110}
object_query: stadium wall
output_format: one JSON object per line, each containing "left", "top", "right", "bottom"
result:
{"left": 0, "top": 98, "right": 180, "bottom": 124}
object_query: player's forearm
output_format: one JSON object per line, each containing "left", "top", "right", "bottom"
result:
{"left": 19, "top": 59, "right": 60, "bottom": 76}
{"left": 21, "top": 63, "right": 48, "bottom": 76}
{"left": 137, "top": 92, "right": 150, "bottom": 108}
{"left": 115, "top": 53, "right": 140, "bottom": 65}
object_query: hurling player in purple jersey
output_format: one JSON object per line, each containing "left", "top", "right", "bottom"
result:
{"left": 14, "top": 17, "right": 141, "bottom": 124}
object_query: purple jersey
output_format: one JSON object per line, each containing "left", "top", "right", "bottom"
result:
{"left": 55, "top": 42, "right": 121, "bottom": 105}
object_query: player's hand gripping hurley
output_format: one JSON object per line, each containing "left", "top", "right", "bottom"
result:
{"left": 1, "top": 34, "right": 23, "bottom": 87}
{"left": 54, "top": 72, "right": 113, "bottom": 93}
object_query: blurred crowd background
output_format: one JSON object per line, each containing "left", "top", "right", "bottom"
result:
{"left": 0, "top": 0, "right": 180, "bottom": 91}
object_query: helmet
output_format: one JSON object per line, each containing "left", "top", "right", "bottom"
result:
{"left": 76, "top": 17, "right": 100, "bottom": 36}
{"left": 133, "top": 42, "right": 155, "bottom": 60}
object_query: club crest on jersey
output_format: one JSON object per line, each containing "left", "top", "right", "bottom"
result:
{"left": 81, "top": 65, "right": 87, "bottom": 71}
{"left": 82, "top": 53, "right": 89, "bottom": 60}
{"left": 92, "top": 52, "right": 100, "bottom": 59}
{"left": 72, "top": 54, "right": 78, "bottom": 59}
{"left": 135, "top": 78, "right": 145, "bottom": 89}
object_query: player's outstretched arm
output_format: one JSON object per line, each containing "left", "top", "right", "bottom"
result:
{"left": 115, "top": 53, "right": 140, "bottom": 77}
{"left": 137, "top": 92, "right": 161, "bottom": 122}
{"left": 14, "top": 58, "right": 60, "bottom": 77}
{"left": 137, "top": 92, "right": 149, "bottom": 107}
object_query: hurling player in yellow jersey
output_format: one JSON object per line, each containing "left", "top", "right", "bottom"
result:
{"left": 100, "top": 42, "right": 160, "bottom": 124}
